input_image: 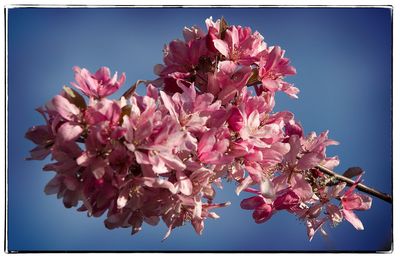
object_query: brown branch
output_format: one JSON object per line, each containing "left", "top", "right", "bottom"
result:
{"left": 122, "top": 80, "right": 147, "bottom": 99}
{"left": 316, "top": 164, "right": 392, "bottom": 204}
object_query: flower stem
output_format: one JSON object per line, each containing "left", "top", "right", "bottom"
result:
{"left": 316, "top": 165, "right": 392, "bottom": 204}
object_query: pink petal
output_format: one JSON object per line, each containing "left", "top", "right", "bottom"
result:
{"left": 27, "top": 146, "right": 51, "bottom": 160}
{"left": 144, "top": 216, "right": 160, "bottom": 226}
{"left": 76, "top": 152, "right": 90, "bottom": 166}
{"left": 199, "top": 151, "right": 221, "bottom": 164}
{"left": 191, "top": 218, "right": 204, "bottom": 235}
{"left": 160, "top": 91, "right": 179, "bottom": 122}
{"left": 240, "top": 196, "right": 265, "bottom": 210}
{"left": 261, "top": 78, "right": 280, "bottom": 92}
{"left": 176, "top": 170, "right": 193, "bottom": 196}
{"left": 117, "top": 187, "right": 130, "bottom": 209}
{"left": 148, "top": 153, "right": 169, "bottom": 174}
{"left": 44, "top": 176, "right": 61, "bottom": 195}
{"left": 57, "top": 122, "right": 83, "bottom": 143}
{"left": 146, "top": 83, "right": 159, "bottom": 100}
{"left": 235, "top": 176, "right": 253, "bottom": 195}
{"left": 357, "top": 194, "right": 372, "bottom": 210}
{"left": 193, "top": 196, "right": 202, "bottom": 219}
{"left": 342, "top": 209, "right": 364, "bottom": 230}
{"left": 159, "top": 153, "right": 186, "bottom": 171}
{"left": 247, "top": 110, "right": 260, "bottom": 131}
{"left": 245, "top": 164, "right": 262, "bottom": 182}
{"left": 135, "top": 119, "right": 153, "bottom": 143}
{"left": 290, "top": 173, "right": 313, "bottom": 201}
{"left": 63, "top": 176, "right": 79, "bottom": 191}
{"left": 260, "top": 177, "right": 276, "bottom": 199}
{"left": 105, "top": 101, "right": 122, "bottom": 125}
{"left": 244, "top": 150, "right": 263, "bottom": 162}
{"left": 273, "top": 190, "right": 300, "bottom": 210}
{"left": 342, "top": 192, "right": 372, "bottom": 211}
{"left": 297, "top": 152, "right": 324, "bottom": 170}
{"left": 52, "top": 95, "right": 80, "bottom": 121}
{"left": 25, "top": 125, "right": 52, "bottom": 145}
{"left": 252, "top": 203, "right": 274, "bottom": 224}
{"left": 217, "top": 85, "right": 238, "bottom": 105}
{"left": 94, "top": 67, "right": 111, "bottom": 82}
{"left": 118, "top": 72, "right": 126, "bottom": 87}
{"left": 213, "top": 39, "right": 230, "bottom": 57}
{"left": 198, "top": 130, "right": 216, "bottom": 154}
{"left": 227, "top": 107, "right": 244, "bottom": 131}
{"left": 265, "top": 46, "right": 281, "bottom": 71}
{"left": 91, "top": 158, "right": 106, "bottom": 179}
{"left": 321, "top": 156, "right": 340, "bottom": 170}
{"left": 134, "top": 151, "right": 150, "bottom": 164}
{"left": 328, "top": 182, "right": 347, "bottom": 198}
{"left": 142, "top": 177, "right": 178, "bottom": 194}
{"left": 227, "top": 26, "right": 239, "bottom": 51}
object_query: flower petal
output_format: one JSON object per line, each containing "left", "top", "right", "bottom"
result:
{"left": 342, "top": 209, "right": 364, "bottom": 230}
{"left": 176, "top": 170, "right": 193, "bottom": 196}
{"left": 240, "top": 196, "right": 265, "bottom": 210}
{"left": 57, "top": 122, "right": 83, "bottom": 143}
{"left": 52, "top": 95, "right": 80, "bottom": 121}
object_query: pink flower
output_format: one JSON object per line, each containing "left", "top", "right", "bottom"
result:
{"left": 26, "top": 17, "right": 376, "bottom": 241}
{"left": 159, "top": 81, "right": 221, "bottom": 135}
{"left": 258, "top": 46, "right": 298, "bottom": 98}
{"left": 71, "top": 66, "right": 126, "bottom": 99}
{"left": 285, "top": 131, "right": 339, "bottom": 172}
{"left": 43, "top": 94, "right": 84, "bottom": 145}
{"left": 252, "top": 203, "right": 274, "bottom": 224}
{"left": 84, "top": 98, "right": 125, "bottom": 144}
{"left": 240, "top": 196, "right": 275, "bottom": 224}
{"left": 197, "top": 128, "right": 232, "bottom": 165}
{"left": 183, "top": 25, "right": 206, "bottom": 43}
{"left": 156, "top": 35, "right": 210, "bottom": 94}
{"left": 206, "top": 61, "right": 252, "bottom": 104}
{"left": 25, "top": 124, "right": 54, "bottom": 160}
{"left": 284, "top": 119, "right": 303, "bottom": 139}
{"left": 273, "top": 190, "right": 300, "bottom": 210}
{"left": 340, "top": 178, "right": 372, "bottom": 230}
{"left": 227, "top": 107, "right": 245, "bottom": 131}
{"left": 212, "top": 25, "right": 266, "bottom": 65}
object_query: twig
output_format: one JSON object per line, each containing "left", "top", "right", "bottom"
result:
{"left": 316, "top": 164, "right": 392, "bottom": 204}
{"left": 122, "top": 80, "right": 146, "bottom": 99}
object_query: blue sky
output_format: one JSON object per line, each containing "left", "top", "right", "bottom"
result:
{"left": 7, "top": 7, "right": 392, "bottom": 251}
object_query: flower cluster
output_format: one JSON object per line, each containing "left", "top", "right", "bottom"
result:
{"left": 26, "top": 17, "right": 372, "bottom": 241}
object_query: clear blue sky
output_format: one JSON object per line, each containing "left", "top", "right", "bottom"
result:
{"left": 7, "top": 7, "right": 392, "bottom": 251}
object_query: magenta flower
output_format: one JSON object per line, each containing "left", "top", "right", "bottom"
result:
{"left": 71, "top": 66, "right": 126, "bottom": 99}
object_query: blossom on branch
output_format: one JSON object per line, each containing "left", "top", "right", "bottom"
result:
{"left": 25, "top": 16, "right": 374, "bottom": 241}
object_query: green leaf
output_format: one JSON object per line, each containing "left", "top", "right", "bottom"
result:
{"left": 63, "top": 86, "right": 87, "bottom": 109}
{"left": 246, "top": 68, "right": 259, "bottom": 86}
{"left": 119, "top": 104, "right": 132, "bottom": 125}
{"left": 343, "top": 167, "right": 364, "bottom": 179}
{"left": 219, "top": 16, "right": 229, "bottom": 40}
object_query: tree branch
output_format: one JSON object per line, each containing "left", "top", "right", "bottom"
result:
{"left": 316, "top": 164, "right": 392, "bottom": 204}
